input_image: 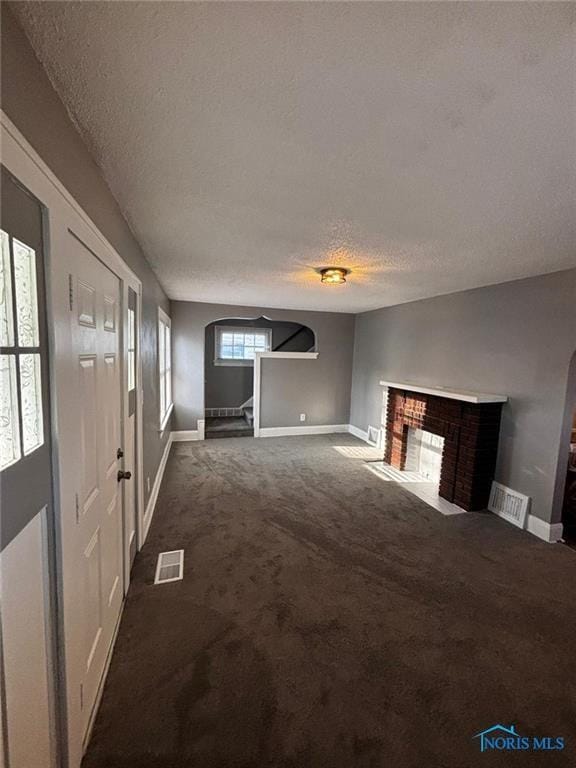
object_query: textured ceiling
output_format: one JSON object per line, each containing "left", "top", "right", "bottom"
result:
{"left": 13, "top": 1, "right": 576, "bottom": 312}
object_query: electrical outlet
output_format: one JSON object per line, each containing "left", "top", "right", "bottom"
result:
{"left": 300, "top": 413, "right": 306, "bottom": 422}
{"left": 146, "top": 476, "right": 151, "bottom": 493}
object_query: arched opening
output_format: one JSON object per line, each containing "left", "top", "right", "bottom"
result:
{"left": 203, "top": 316, "right": 316, "bottom": 438}
{"left": 558, "top": 350, "right": 576, "bottom": 546}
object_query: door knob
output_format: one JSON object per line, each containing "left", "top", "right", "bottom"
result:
{"left": 117, "top": 470, "right": 132, "bottom": 482}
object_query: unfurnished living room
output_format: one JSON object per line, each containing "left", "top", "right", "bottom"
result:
{"left": 1, "top": 2, "right": 575, "bottom": 767}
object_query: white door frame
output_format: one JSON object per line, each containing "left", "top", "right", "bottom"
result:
{"left": 121, "top": 276, "right": 144, "bottom": 590}
{"left": 1, "top": 111, "right": 144, "bottom": 768}
{"left": 252, "top": 351, "right": 318, "bottom": 437}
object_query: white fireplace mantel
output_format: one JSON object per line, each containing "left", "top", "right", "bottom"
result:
{"left": 379, "top": 380, "right": 508, "bottom": 404}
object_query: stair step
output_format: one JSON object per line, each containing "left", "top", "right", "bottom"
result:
{"left": 206, "top": 429, "right": 253, "bottom": 439}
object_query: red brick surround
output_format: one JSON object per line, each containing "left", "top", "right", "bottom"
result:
{"left": 384, "top": 387, "right": 503, "bottom": 511}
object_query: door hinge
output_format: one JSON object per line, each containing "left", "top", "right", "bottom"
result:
{"left": 75, "top": 493, "right": 80, "bottom": 524}
{"left": 80, "top": 683, "right": 84, "bottom": 711}
{"left": 68, "top": 274, "right": 73, "bottom": 311}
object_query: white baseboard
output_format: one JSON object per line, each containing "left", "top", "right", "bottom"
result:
{"left": 172, "top": 419, "right": 205, "bottom": 443}
{"left": 526, "top": 514, "right": 564, "bottom": 543}
{"left": 171, "top": 430, "right": 199, "bottom": 442}
{"left": 142, "top": 433, "right": 173, "bottom": 544}
{"left": 258, "top": 424, "right": 349, "bottom": 438}
{"left": 348, "top": 424, "right": 369, "bottom": 442}
{"left": 172, "top": 429, "right": 204, "bottom": 443}
{"left": 348, "top": 423, "right": 383, "bottom": 447}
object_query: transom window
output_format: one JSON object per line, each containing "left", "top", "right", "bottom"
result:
{"left": 158, "top": 308, "right": 172, "bottom": 430}
{"left": 215, "top": 326, "right": 272, "bottom": 365}
{"left": 0, "top": 229, "right": 44, "bottom": 471}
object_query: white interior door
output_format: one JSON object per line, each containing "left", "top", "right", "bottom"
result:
{"left": 71, "top": 237, "right": 124, "bottom": 740}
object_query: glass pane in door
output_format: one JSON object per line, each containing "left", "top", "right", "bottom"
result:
{"left": 0, "top": 354, "right": 21, "bottom": 470}
{"left": 19, "top": 353, "right": 44, "bottom": 455}
{"left": 13, "top": 238, "right": 39, "bottom": 347}
{"left": 0, "top": 230, "right": 14, "bottom": 346}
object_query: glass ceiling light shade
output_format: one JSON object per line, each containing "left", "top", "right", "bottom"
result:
{"left": 320, "top": 267, "right": 349, "bottom": 285}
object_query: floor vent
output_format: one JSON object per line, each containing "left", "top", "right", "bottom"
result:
{"left": 154, "top": 550, "right": 184, "bottom": 584}
{"left": 367, "top": 426, "right": 381, "bottom": 447}
{"left": 488, "top": 482, "right": 529, "bottom": 529}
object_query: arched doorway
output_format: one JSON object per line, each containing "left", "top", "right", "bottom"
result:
{"left": 203, "top": 316, "right": 315, "bottom": 439}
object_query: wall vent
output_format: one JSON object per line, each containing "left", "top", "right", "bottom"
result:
{"left": 488, "top": 482, "right": 530, "bottom": 529}
{"left": 367, "top": 426, "right": 381, "bottom": 447}
{"left": 205, "top": 407, "right": 242, "bottom": 418}
{"left": 154, "top": 550, "right": 184, "bottom": 584}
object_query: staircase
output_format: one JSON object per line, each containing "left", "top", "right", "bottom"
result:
{"left": 273, "top": 325, "right": 315, "bottom": 353}
{"left": 205, "top": 398, "right": 255, "bottom": 439}
{"left": 243, "top": 405, "right": 254, "bottom": 427}
{"left": 205, "top": 415, "right": 253, "bottom": 439}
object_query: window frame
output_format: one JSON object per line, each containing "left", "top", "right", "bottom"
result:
{"left": 158, "top": 307, "right": 173, "bottom": 431}
{"left": 214, "top": 325, "right": 272, "bottom": 367}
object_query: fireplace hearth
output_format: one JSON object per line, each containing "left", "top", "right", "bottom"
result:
{"left": 381, "top": 383, "right": 506, "bottom": 511}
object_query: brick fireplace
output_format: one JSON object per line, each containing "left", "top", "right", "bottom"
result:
{"left": 382, "top": 383, "right": 506, "bottom": 511}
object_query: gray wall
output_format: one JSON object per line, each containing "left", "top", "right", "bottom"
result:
{"left": 350, "top": 269, "right": 576, "bottom": 524}
{"left": 172, "top": 301, "right": 354, "bottom": 431}
{"left": 1, "top": 7, "right": 171, "bottom": 506}
{"left": 260, "top": 358, "right": 350, "bottom": 428}
{"left": 205, "top": 318, "right": 314, "bottom": 408}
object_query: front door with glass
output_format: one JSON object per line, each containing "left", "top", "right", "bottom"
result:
{"left": 0, "top": 166, "right": 56, "bottom": 768}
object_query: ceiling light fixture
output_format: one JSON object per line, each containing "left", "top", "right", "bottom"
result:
{"left": 320, "top": 267, "right": 349, "bottom": 285}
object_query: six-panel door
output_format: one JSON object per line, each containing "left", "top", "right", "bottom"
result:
{"left": 71, "top": 237, "right": 124, "bottom": 739}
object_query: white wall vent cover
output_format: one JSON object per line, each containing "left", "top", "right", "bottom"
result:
{"left": 154, "top": 550, "right": 184, "bottom": 584}
{"left": 488, "top": 482, "right": 530, "bottom": 529}
{"left": 367, "top": 426, "right": 381, "bottom": 447}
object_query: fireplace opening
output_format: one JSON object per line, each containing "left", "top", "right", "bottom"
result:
{"left": 405, "top": 428, "right": 444, "bottom": 484}
{"left": 368, "top": 427, "right": 462, "bottom": 516}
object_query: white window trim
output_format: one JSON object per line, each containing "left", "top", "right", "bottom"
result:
{"left": 214, "top": 325, "right": 272, "bottom": 367}
{"left": 159, "top": 402, "right": 173, "bottom": 433}
{"left": 158, "top": 307, "right": 172, "bottom": 431}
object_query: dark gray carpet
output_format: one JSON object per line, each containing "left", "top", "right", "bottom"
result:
{"left": 83, "top": 435, "right": 576, "bottom": 768}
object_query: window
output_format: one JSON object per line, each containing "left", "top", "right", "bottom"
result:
{"left": 127, "top": 287, "right": 137, "bottom": 417}
{"left": 158, "top": 308, "right": 172, "bottom": 430}
{"left": 0, "top": 230, "right": 44, "bottom": 471}
{"left": 214, "top": 326, "right": 271, "bottom": 366}
{"left": 128, "top": 307, "right": 136, "bottom": 392}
